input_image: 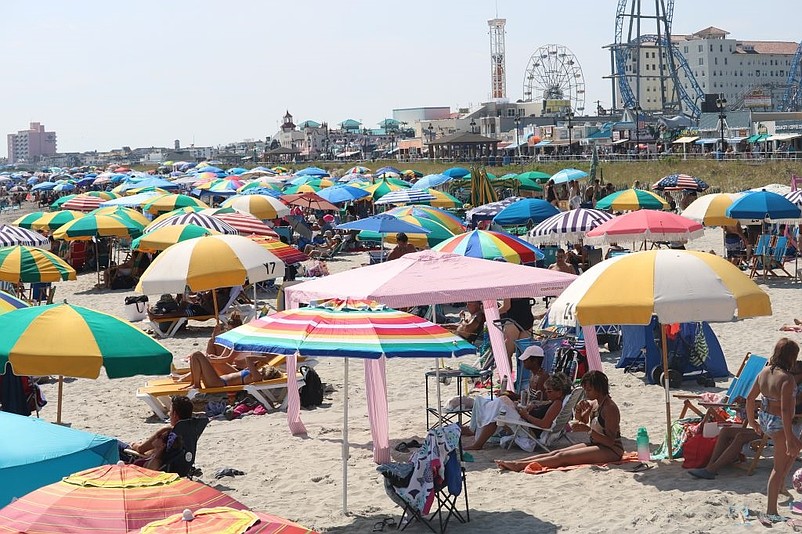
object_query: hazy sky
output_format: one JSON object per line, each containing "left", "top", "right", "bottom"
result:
{"left": 2, "top": 1, "right": 799, "bottom": 157}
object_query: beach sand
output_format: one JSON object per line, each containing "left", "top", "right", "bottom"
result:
{"left": 4, "top": 204, "right": 800, "bottom": 533}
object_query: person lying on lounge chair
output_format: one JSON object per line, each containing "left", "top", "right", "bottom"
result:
{"left": 496, "top": 371, "right": 624, "bottom": 471}
{"left": 178, "top": 352, "right": 282, "bottom": 389}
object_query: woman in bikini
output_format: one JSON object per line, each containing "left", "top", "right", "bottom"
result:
{"left": 746, "top": 338, "right": 801, "bottom": 520}
{"left": 183, "top": 352, "right": 280, "bottom": 389}
{"left": 496, "top": 371, "right": 623, "bottom": 472}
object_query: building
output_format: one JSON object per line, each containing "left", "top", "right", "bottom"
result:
{"left": 618, "top": 27, "right": 799, "bottom": 114}
{"left": 7, "top": 122, "right": 57, "bottom": 163}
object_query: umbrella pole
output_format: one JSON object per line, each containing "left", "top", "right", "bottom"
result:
{"left": 380, "top": 234, "right": 384, "bottom": 263}
{"left": 95, "top": 240, "right": 100, "bottom": 287}
{"left": 212, "top": 289, "right": 220, "bottom": 326}
{"left": 661, "top": 325, "right": 673, "bottom": 460}
{"left": 435, "top": 363, "right": 443, "bottom": 429}
{"left": 56, "top": 375, "right": 64, "bottom": 424}
{"left": 342, "top": 357, "right": 349, "bottom": 515}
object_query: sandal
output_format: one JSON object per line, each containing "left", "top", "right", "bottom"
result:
{"left": 372, "top": 517, "right": 396, "bottom": 532}
{"left": 394, "top": 442, "right": 409, "bottom": 453}
{"left": 631, "top": 462, "right": 653, "bottom": 473}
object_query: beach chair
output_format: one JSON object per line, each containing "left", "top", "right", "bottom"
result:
{"left": 748, "top": 234, "right": 772, "bottom": 279}
{"left": 767, "top": 236, "right": 793, "bottom": 277}
{"left": 135, "top": 372, "right": 305, "bottom": 420}
{"left": 160, "top": 415, "right": 209, "bottom": 478}
{"left": 675, "top": 352, "right": 767, "bottom": 423}
{"left": 147, "top": 314, "right": 218, "bottom": 339}
{"left": 378, "top": 424, "right": 468, "bottom": 533}
{"left": 495, "top": 387, "right": 585, "bottom": 453}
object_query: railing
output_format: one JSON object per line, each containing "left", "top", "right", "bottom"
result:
{"left": 379, "top": 151, "right": 801, "bottom": 164}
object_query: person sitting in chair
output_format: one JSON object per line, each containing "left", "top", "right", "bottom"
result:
{"left": 444, "top": 301, "right": 485, "bottom": 344}
{"left": 304, "top": 230, "right": 341, "bottom": 258}
{"left": 549, "top": 248, "right": 577, "bottom": 274}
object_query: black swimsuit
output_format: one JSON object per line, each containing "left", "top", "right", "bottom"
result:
{"left": 590, "top": 397, "right": 624, "bottom": 458}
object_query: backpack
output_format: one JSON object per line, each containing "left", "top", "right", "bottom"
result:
{"left": 299, "top": 365, "right": 324, "bottom": 408}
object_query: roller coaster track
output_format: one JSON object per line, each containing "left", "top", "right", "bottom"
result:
{"left": 778, "top": 41, "right": 802, "bottom": 111}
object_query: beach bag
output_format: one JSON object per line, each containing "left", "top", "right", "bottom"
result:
{"left": 682, "top": 432, "right": 718, "bottom": 468}
{"left": 299, "top": 365, "right": 324, "bottom": 408}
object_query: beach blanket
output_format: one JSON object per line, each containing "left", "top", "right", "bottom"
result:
{"left": 523, "top": 452, "right": 640, "bottom": 475}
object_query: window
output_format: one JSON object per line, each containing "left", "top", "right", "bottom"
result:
{"left": 684, "top": 46, "right": 689, "bottom": 54}
{"left": 724, "top": 58, "right": 728, "bottom": 65}
{"left": 699, "top": 45, "right": 703, "bottom": 52}
{"left": 720, "top": 44, "right": 723, "bottom": 52}
{"left": 699, "top": 58, "right": 704, "bottom": 65}
{"left": 710, "top": 44, "right": 713, "bottom": 52}
{"left": 715, "top": 57, "right": 718, "bottom": 65}
{"left": 756, "top": 70, "right": 760, "bottom": 77}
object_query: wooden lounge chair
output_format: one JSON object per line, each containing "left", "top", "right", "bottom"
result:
{"left": 495, "top": 387, "right": 585, "bottom": 452}
{"left": 135, "top": 371, "right": 305, "bottom": 419}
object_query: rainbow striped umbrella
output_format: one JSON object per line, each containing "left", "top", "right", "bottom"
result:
{"left": 140, "top": 507, "right": 318, "bottom": 534}
{"left": 432, "top": 229, "right": 544, "bottom": 264}
{"left": 198, "top": 178, "right": 245, "bottom": 194}
{"left": 357, "top": 178, "right": 408, "bottom": 201}
{"left": 0, "top": 290, "right": 28, "bottom": 315}
{"left": 282, "top": 183, "right": 324, "bottom": 195}
{"left": 0, "top": 464, "right": 247, "bottom": 533}
{"left": 248, "top": 236, "right": 308, "bottom": 265}
{"left": 0, "top": 246, "right": 76, "bottom": 283}
{"left": 237, "top": 179, "right": 282, "bottom": 193}
{"left": 384, "top": 205, "right": 466, "bottom": 234}
{"left": 420, "top": 189, "right": 462, "bottom": 209}
{"left": 142, "top": 193, "right": 208, "bottom": 215}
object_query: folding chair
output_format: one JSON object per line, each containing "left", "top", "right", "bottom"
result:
{"left": 495, "top": 387, "right": 585, "bottom": 452}
{"left": 767, "top": 236, "right": 793, "bottom": 277}
{"left": 160, "top": 415, "right": 209, "bottom": 478}
{"left": 378, "top": 424, "right": 468, "bottom": 533}
{"left": 748, "top": 234, "right": 772, "bottom": 279}
{"left": 675, "top": 352, "right": 767, "bottom": 423}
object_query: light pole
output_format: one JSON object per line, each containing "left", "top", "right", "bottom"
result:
{"left": 633, "top": 105, "right": 642, "bottom": 159}
{"left": 427, "top": 123, "right": 434, "bottom": 160}
{"left": 362, "top": 128, "right": 369, "bottom": 161}
{"left": 513, "top": 116, "right": 521, "bottom": 163}
{"left": 565, "top": 110, "right": 574, "bottom": 159}
{"left": 717, "top": 94, "right": 728, "bottom": 157}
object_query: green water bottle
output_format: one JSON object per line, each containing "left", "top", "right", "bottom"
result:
{"left": 637, "top": 427, "right": 650, "bottom": 461}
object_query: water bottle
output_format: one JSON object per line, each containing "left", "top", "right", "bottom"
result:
{"left": 637, "top": 427, "right": 651, "bottom": 462}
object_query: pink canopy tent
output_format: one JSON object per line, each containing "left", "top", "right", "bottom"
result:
{"left": 283, "top": 250, "right": 590, "bottom": 462}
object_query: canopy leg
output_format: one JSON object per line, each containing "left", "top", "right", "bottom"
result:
{"left": 661, "top": 325, "right": 672, "bottom": 460}
{"left": 342, "top": 357, "right": 349, "bottom": 515}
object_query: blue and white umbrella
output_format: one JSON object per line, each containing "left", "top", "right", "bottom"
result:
{"left": 527, "top": 208, "right": 616, "bottom": 244}
{"left": 0, "top": 225, "right": 49, "bottom": 248}
{"left": 550, "top": 168, "right": 589, "bottom": 185}
{"left": 411, "top": 173, "right": 452, "bottom": 190}
{"left": 374, "top": 189, "right": 435, "bottom": 205}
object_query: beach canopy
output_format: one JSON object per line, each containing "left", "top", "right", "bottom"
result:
{"left": 0, "top": 413, "right": 119, "bottom": 507}
{"left": 0, "top": 463, "right": 247, "bottom": 532}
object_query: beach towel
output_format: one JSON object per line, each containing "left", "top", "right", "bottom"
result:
{"left": 523, "top": 452, "right": 640, "bottom": 475}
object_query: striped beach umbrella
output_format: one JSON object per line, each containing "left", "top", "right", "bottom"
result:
{"left": 384, "top": 205, "right": 466, "bottom": 234}
{"left": 60, "top": 194, "right": 104, "bottom": 212}
{"left": 681, "top": 193, "right": 742, "bottom": 227}
{"left": 142, "top": 193, "right": 208, "bottom": 215}
{"left": 20, "top": 210, "right": 84, "bottom": 231}
{"left": 0, "top": 290, "right": 29, "bottom": 315}
{"left": 652, "top": 173, "right": 709, "bottom": 192}
{"left": 527, "top": 208, "right": 616, "bottom": 244}
{"left": 0, "top": 464, "right": 247, "bottom": 533}
{"left": 90, "top": 206, "right": 151, "bottom": 227}
{"left": 584, "top": 210, "right": 704, "bottom": 245}
{"left": 0, "top": 246, "right": 76, "bottom": 283}
{"left": 132, "top": 224, "right": 220, "bottom": 253}
{"left": 0, "top": 225, "right": 49, "bottom": 247}
{"left": 50, "top": 195, "right": 76, "bottom": 210}
{"left": 145, "top": 212, "right": 239, "bottom": 235}
{"left": 357, "top": 178, "right": 408, "bottom": 201}
{"left": 221, "top": 194, "right": 290, "bottom": 219}
{"left": 432, "top": 230, "right": 544, "bottom": 264}
{"left": 784, "top": 190, "right": 802, "bottom": 206}
{"left": 249, "top": 236, "right": 308, "bottom": 264}
{"left": 346, "top": 166, "right": 371, "bottom": 175}
{"left": 197, "top": 178, "right": 245, "bottom": 194}
{"left": 419, "top": 188, "right": 463, "bottom": 209}
{"left": 136, "top": 234, "right": 284, "bottom": 295}
{"left": 52, "top": 213, "right": 144, "bottom": 241}
{"left": 359, "top": 215, "right": 456, "bottom": 248}
{"left": 140, "top": 507, "right": 318, "bottom": 534}
{"left": 374, "top": 189, "right": 435, "bottom": 205}
{"left": 595, "top": 188, "right": 669, "bottom": 211}
{"left": 237, "top": 179, "right": 283, "bottom": 193}
{"left": 202, "top": 209, "right": 279, "bottom": 238}
{"left": 148, "top": 206, "right": 206, "bottom": 226}
{"left": 83, "top": 191, "right": 120, "bottom": 200}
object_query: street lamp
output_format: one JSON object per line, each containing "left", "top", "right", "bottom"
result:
{"left": 633, "top": 105, "right": 642, "bottom": 159}
{"left": 565, "top": 110, "right": 575, "bottom": 158}
{"left": 717, "top": 94, "right": 728, "bottom": 157}
{"left": 513, "top": 116, "right": 522, "bottom": 162}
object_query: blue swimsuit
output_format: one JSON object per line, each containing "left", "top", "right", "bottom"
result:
{"left": 758, "top": 396, "right": 783, "bottom": 436}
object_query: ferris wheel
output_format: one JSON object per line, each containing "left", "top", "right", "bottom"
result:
{"left": 522, "top": 44, "right": 586, "bottom": 114}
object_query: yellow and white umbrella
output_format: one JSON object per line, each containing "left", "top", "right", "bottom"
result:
{"left": 221, "top": 194, "right": 290, "bottom": 219}
{"left": 680, "top": 193, "right": 743, "bottom": 227}
{"left": 136, "top": 234, "right": 285, "bottom": 296}
{"left": 547, "top": 250, "right": 771, "bottom": 459}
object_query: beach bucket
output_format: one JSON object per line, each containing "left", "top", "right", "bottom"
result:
{"left": 124, "top": 295, "right": 149, "bottom": 322}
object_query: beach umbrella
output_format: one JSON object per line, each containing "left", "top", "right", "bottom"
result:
{"left": 419, "top": 189, "right": 463, "bottom": 209}
{"left": 465, "top": 196, "right": 523, "bottom": 223}
{"left": 0, "top": 463, "right": 247, "bottom": 532}
{"left": 271, "top": 166, "right": 289, "bottom": 174}
{"left": 99, "top": 190, "right": 164, "bottom": 208}
{"left": 295, "top": 166, "right": 329, "bottom": 177}
{"left": 281, "top": 192, "right": 339, "bottom": 211}
{"left": 52, "top": 213, "right": 144, "bottom": 241}
{"left": 346, "top": 165, "right": 371, "bottom": 175}
{"left": 726, "top": 189, "right": 801, "bottom": 221}
{"left": 432, "top": 230, "right": 544, "bottom": 264}
{"left": 402, "top": 169, "right": 423, "bottom": 179}
{"left": 374, "top": 166, "right": 401, "bottom": 176}
{"left": 337, "top": 214, "right": 429, "bottom": 260}
{"left": 358, "top": 178, "right": 408, "bottom": 201}
{"left": 221, "top": 194, "right": 290, "bottom": 219}
{"left": 469, "top": 169, "right": 498, "bottom": 207}
{"left": 240, "top": 168, "right": 278, "bottom": 179}
{"left": 89, "top": 206, "right": 150, "bottom": 227}
{"left": 216, "top": 298, "right": 475, "bottom": 514}
{"left": 492, "top": 198, "right": 560, "bottom": 226}
{"left": 652, "top": 173, "right": 709, "bottom": 192}
{"left": 142, "top": 193, "right": 209, "bottom": 215}
{"left": 784, "top": 190, "right": 802, "bottom": 207}
{"left": 359, "top": 215, "right": 455, "bottom": 248}
{"left": 201, "top": 209, "right": 279, "bottom": 237}
{"left": 53, "top": 183, "right": 75, "bottom": 193}
{"left": 60, "top": 194, "right": 104, "bottom": 212}
{"left": 681, "top": 193, "right": 742, "bottom": 227}
{"left": 384, "top": 205, "right": 466, "bottom": 235}
{"left": 136, "top": 234, "right": 285, "bottom": 322}
{"left": 583, "top": 210, "right": 704, "bottom": 245}
{"left": 148, "top": 206, "right": 207, "bottom": 226}
{"left": 139, "top": 507, "right": 318, "bottom": 534}
{"left": 146, "top": 212, "right": 239, "bottom": 235}
{"left": 465, "top": 172, "right": 498, "bottom": 180}
{"left": 0, "top": 303, "right": 172, "bottom": 422}
{"left": 0, "top": 291, "right": 28, "bottom": 315}
{"left": 595, "top": 188, "right": 669, "bottom": 211}
{"left": 546, "top": 250, "right": 772, "bottom": 459}
{"left": 249, "top": 236, "right": 308, "bottom": 265}
{"left": 83, "top": 191, "right": 119, "bottom": 200}
{"left": 240, "top": 186, "right": 284, "bottom": 198}
{"left": 288, "top": 176, "right": 334, "bottom": 188}
{"left": 237, "top": 179, "right": 283, "bottom": 193}
{"left": 50, "top": 195, "right": 77, "bottom": 210}
{"left": 410, "top": 173, "right": 452, "bottom": 190}
{"left": 132, "top": 224, "right": 221, "bottom": 252}
{"left": 316, "top": 185, "right": 371, "bottom": 204}
{"left": 227, "top": 167, "right": 248, "bottom": 175}
{"left": 0, "top": 225, "right": 49, "bottom": 248}
{"left": 442, "top": 167, "right": 470, "bottom": 178}
{"left": 550, "top": 168, "right": 589, "bottom": 184}
{"left": 15, "top": 210, "right": 83, "bottom": 232}
{"left": 517, "top": 170, "right": 552, "bottom": 183}
{"left": 0, "top": 413, "right": 119, "bottom": 507}
{"left": 196, "top": 178, "right": 246, "bottom": 194}
{"left": 512, "top": 176, "right": 544, "bottom": 192}
{"left": 122, "top": 185, "right": 171, "bottom": 196}
{"left": 30, "top": 182, "right": 56, "bottom": 191}
{"left": 374, "top": 189, "right": 436, "bottom": 205}
{"left": 0, "top": 246, "right": 76, "bottom": 284}
{"left": 118, "top": 176, "right": 178, "bottom": 193}
{"left": 527, "top": 208, "right": 615, "bottom": 244}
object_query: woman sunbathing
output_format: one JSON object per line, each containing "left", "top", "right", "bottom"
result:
{"left": 178, "top": 352, "right": 281, "bottom": 389}
{"left": 465, "top": 373, "right": 571, "bottom": 450}
{"left": 496, "top": 370, "right": 623, "bottom": 472}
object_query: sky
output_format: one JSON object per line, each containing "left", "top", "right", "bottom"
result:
{"left": 1, "top": 1, "right": 799, "bottom": 157}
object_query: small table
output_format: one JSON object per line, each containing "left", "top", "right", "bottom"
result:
{"left": 424, "top": 368, "right": 493, "bottom": 430}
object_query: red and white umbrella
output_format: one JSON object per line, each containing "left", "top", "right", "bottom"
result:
{"left": 60, "top": 194, "right": 103, "bottom": 212}
{"left": 209, "top": 210, "right": 279, "bottom": 238}
{"left": 584, "top": 210, "right": 704, "bottom": 245}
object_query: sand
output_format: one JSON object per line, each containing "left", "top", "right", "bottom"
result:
{"left": 3, "top": 203, "right": 801, "bottom": 533}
